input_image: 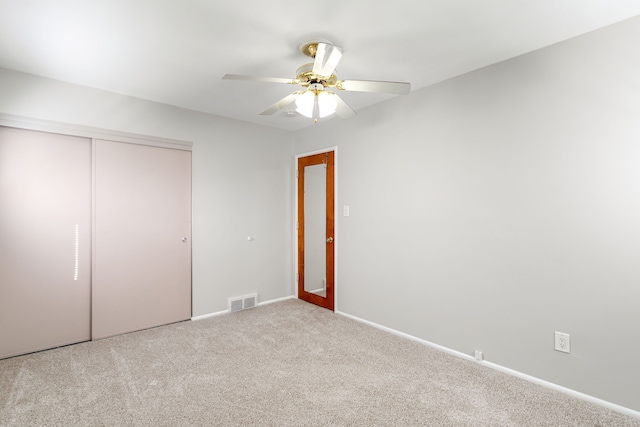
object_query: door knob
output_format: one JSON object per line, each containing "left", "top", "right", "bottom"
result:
{"left": 326, "top": 237, "right": 333, "bottom": 243}
{"left": 181, "top": 237, "right": 188, "bottom": 243}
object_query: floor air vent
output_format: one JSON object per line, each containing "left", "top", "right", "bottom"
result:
{"left": 228, "top": 294, "right": 258, "bottom": 313}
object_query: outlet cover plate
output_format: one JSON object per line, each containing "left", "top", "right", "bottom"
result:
{"left": 555, "top": 331, "right": 571, "bottom": 353}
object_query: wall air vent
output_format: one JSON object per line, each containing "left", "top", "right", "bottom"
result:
{"left": 228, "top": 293, "right": 258, "bottom": 313}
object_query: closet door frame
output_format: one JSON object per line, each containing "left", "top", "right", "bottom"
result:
{"left": 0, "top": 114, "right": 192, "bottom": 151}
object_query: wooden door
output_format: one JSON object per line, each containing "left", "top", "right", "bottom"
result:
{"left": 297, "top": 151, "right": 335, "bottom": 310}
{"left": 92, "top": 139, "right": 191, "bottom": 339}
{"left": 0, "top": 127, "right": 91, "bottom": 359}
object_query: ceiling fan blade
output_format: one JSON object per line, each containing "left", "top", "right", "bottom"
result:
{"left": 338, "top": 79, "right": 411, "bottom": 95}
{"left": 330, "top": 93, "right": 356, "bottom": 119}
{"left": 222, "top": 74, "right": 296, "bottom": 85}
{"left": 312, "top": 43, "right": 343, "bottom": 77}
{"left": 259, "top": 92, "right": 301, "bottom": 115}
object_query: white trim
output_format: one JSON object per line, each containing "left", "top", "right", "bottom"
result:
{"left": 293, "top": 155, "right": 298, "bottom": 300}
{"left": 190, "top": 295, "right": 296, "bottom": 321}
{"left": 258, "top": 295, "right": 296, "bottom": 307}
{"left": 0, "top": 113, "right": 192, "bottom": 151}
{"left": 336, "top": 310, "right": 640, "bottom": 420}
{"left": 293, "top": 147, "right": 339, "bottom": 310}
{"left": 480, "top": 360, "right": 640, "bottom": 419}
{"left": 333, "top": 149, "right": 339, "bottom": 311}
{"left": 333, "top": 147, "right": 340, "bottom": 311}
{"left": 296, "top": 147, "right": 339, "bottom": 157}
{"left": 191, "top": 310, "right": 228, "bottom": 321}
{"left": 336, "top": 310, "right": 475, "bottom": 362}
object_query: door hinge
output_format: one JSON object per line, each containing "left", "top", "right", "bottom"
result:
{"left": 296, "top": 169, "right": 299, "bottom": 178}
{"left": 296, "top": 273, "right": 299, "bottom": 282}
{"left": 296, "top": 221, "right": 299, "bottom": 230}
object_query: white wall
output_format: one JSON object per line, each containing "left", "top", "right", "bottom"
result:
{"left": 293, "top": 17, "right": 640, "bottom": 411}
{"left": 0, "top": 68, "right": 294, "bottom": 316}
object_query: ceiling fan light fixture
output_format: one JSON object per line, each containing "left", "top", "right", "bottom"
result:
{"left": 319, "top": 92, "right": 338, "bottom": 118}
{"left": 295, "top": 91, "right": 315, "bottom": 118}
{"left": 295, "top": 89, "right": 337, "bottom": 121}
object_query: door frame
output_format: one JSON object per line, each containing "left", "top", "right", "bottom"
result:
{"left": 294, "top": 147, "right": 338, "bottom": 311}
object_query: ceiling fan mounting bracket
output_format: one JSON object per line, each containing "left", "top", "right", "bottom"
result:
{"left": 299, "top": 38, "right": 333, "bottom": 58}
{"left": 300, "top": 42, "right": 319, "bottom": 58}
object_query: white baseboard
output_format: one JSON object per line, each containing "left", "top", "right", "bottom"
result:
{"left": 191, "top": 309, "right": 228, "bottom": 321}
{"left": 257, "top": 295, "right": 296, "bottom": 306}
{"left": 335, "top": 310, "right": 640, "bottom": 420}
{"left": 191, "top": 295, "right": 296, "bottom": 321}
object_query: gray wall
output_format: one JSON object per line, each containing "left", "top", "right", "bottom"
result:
{"left": 0, "top": 68, "right": 294, "bottom": 317}
{"left": 1, "top": 14, "right": 638, "bottom": 412}
{"left": 293, "top": 17, "right": 640, "bottom": 411}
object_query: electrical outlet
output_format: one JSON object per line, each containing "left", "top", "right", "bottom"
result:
{"left": 555, "top": 331, "right": 570, "bottom": 354}
{"left": 474, "top": 350, "right": 484, "bottom": 361}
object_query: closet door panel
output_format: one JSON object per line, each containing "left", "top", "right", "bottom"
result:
{"left": 92, "top": 140, "right": 191, "bottom": 339}
{"left": 0, "top": 127, "right": 91, "bottom": 359}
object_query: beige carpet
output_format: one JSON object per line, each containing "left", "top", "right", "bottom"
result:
{"left": 0, "top": 299, "right": 638, "bottom": 426}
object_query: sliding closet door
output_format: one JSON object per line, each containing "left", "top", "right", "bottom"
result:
{"left": 92, "top": 139, "right": 191, "bottom": 339}
{"left": 0, "top": 127, "right": 91, "bottom": 359}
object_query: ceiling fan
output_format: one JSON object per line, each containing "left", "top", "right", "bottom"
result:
{"left": 222, "top": 40, "right": 411, "bottom": 123}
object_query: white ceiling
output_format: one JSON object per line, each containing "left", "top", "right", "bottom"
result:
{"left": 1, "top": 1, "right": 639, "bottom": 132}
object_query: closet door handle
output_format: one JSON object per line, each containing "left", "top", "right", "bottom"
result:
{"left": 181, "top": 237, "right": 188, "bottom": 243}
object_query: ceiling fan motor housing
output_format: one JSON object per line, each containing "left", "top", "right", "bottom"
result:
{"left": 296, "top": 63, "right": 338, "bottom": 88}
